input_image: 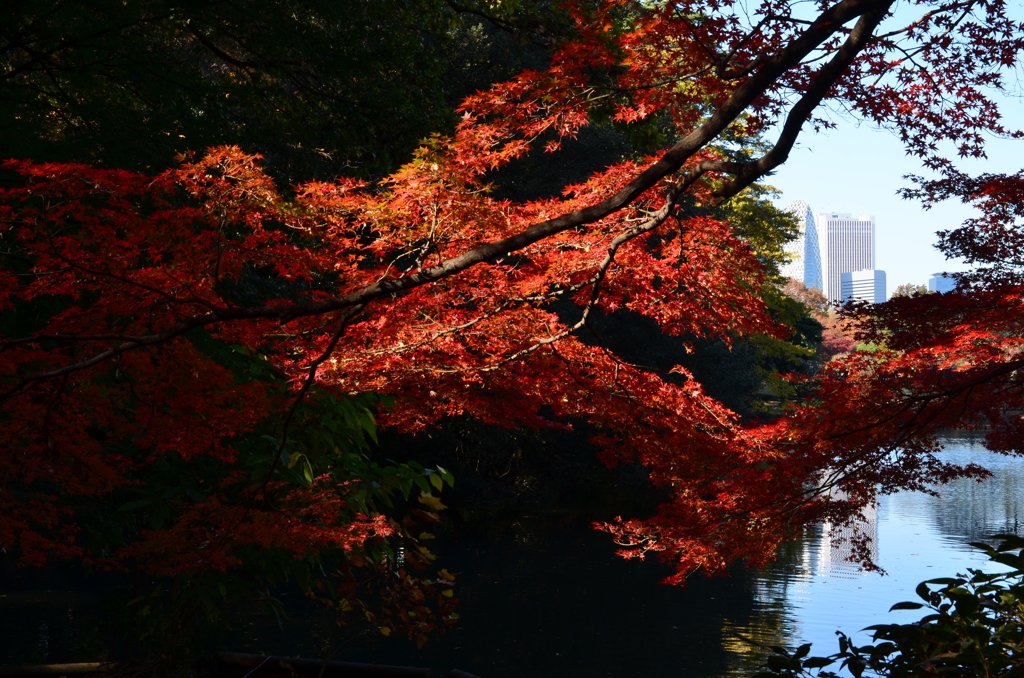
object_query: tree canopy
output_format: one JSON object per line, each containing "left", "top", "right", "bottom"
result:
{"left": 890, "top": 283, "right": 929, "bottom": 298}
{"left": 2, "top": 0, "right": 1024, "bottom": 621}
{"left": 0, "top": 0, "right": 461, "bottom": 180}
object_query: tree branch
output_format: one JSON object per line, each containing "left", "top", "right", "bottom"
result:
{"left": 0, "top": 0, "right": 897, "bottom": 398}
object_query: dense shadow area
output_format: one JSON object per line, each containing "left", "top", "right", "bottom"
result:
{"left": 395, "top": 422, "right": 663, "bottom": 514}
{"left": 0, "top": 514, "right": 777, "bottom": 678}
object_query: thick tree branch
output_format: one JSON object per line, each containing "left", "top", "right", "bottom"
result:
{"left": 0, "top": 0, "right": 899, "bottom": 398}
{"left": 710, "top": 1, "right": 894, "bottom": 201}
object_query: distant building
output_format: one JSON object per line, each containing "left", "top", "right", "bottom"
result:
{"left": 817, "top": 212, "right": 876, "bottom": 302}
{"left": 928, "top": 272, "right": 956, "bottom": 293}
{"left": 842, "top": 269, "right": 886, "bottom": 303}
{"left": 782, "top": 200, "right": 823, "bottom": 290}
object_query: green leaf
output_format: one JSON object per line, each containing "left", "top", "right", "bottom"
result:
{"left": 890, "top": 601, "right": 925, "bottom": 611}
{"left": 953, "top": 594, "right": 980, "bottom": 615}
{"left": 873, "top": 641, "right": 897, "bottom": 655}
{"left": 438, "top": 466, "right": 455, "bottom": 488}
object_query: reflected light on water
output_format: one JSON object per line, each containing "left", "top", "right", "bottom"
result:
{"left": 3, "top": 434, "right": 1022, "bottom": 678}
{"left": 723, "top": 434, "right": 1024, "bottom": 677}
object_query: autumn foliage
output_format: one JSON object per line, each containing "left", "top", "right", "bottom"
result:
{"left": 2, "top": 0, "right": 1024, "bottom": 613}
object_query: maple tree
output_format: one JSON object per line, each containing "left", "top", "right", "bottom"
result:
{"left": 3, "top": 0, "right": 1024, "bottom": 634}
{"left": 782, "top": 280, "right": 857, "bottom": 359}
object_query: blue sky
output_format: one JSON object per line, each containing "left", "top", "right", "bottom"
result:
{"left": 768, "top": 101, "right": 1024, "bottom": 296}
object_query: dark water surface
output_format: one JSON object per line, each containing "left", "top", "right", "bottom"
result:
{"left": 3, "top": 434, "right": 1021, "bottom": 677}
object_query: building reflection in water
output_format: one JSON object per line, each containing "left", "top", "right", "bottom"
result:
{"left": 724, "top": 436, "right": 1024, "bottom": 677}
{"left": 815, "top": 493, "right": 879, "bottom": 577}
{"left": 720, "top": 496, "right": 882, "bottom": 678}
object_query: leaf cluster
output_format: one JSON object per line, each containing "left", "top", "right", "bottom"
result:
{"left": 5, "top": 0, "right": 1024, "bottom": 595}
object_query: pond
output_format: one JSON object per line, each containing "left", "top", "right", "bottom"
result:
{"left": 2, "top": 433, "right": 1021, "bottom": 677}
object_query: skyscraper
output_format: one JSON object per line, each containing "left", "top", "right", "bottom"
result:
{"left": 928, "top": 272, "right": 956, "bottom": 293}
{"left": 782, "top": 200, "right": 823, "bottom": 290}
{"left": 817, "top": 212, "right": 875, "bottom": 302}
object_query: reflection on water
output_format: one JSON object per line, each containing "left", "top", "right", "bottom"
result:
{"left": 3, "top": 434, "right": 1023, "bottom": 677}
{"left": 0, "top": 581, "right": 130, "bottom": 665}
{"left": 271, "top": 434, "right": 1024, "bottom": 677}
{"left": 818, "top": 502, "right": 878, "bottom": 571}
{"left": 721, "top": 490, "right": 883, "bottom": 676}
{"left": 724, "top": 434, "right": 1024, "bottom": 677}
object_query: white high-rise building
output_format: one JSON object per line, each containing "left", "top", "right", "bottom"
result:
{"left": 817, "top": 212, "right": 876, "bottom": 302}
{"left": 842, "top": 269, "right": 886, "bottom": 303}
{"left": 781, "top": 200, "right": 823, "bottom": 290}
